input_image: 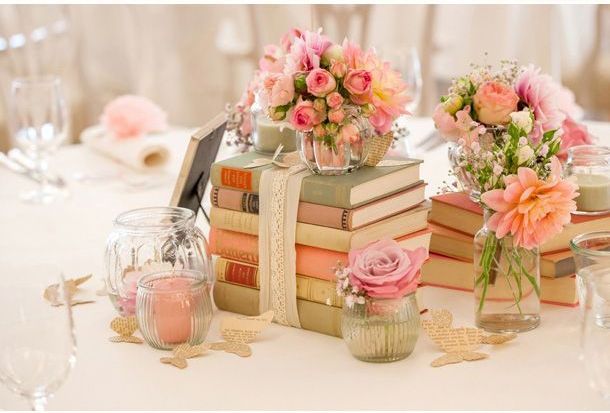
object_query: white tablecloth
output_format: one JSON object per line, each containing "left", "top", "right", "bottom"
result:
{"left": 1, "top": 118, "right": 609, "bottom": 410}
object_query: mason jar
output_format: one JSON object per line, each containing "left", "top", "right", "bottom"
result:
{"left": 250, "top": 93, "right": 297, "bottom": 154}
{"left": 564, "top": 145, "right": 610, "bottom": 214}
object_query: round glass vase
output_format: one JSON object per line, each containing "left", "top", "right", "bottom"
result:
{"left": 250, "top": 95, "right": 296, "bottom": 154}
{"left": 564, "top": 145, "right": 610, "bottom": 215}
{"left": 104, "top": 207, "right": 212, "bottom": 316}
{"left": 474, "top": 210, "right": 541, "bottom": 333}
{"left": 297, "top": 118, "right": 373, "bottom": 176}
{"left": 340, "top": 293, "right": 420, "bottom": 362}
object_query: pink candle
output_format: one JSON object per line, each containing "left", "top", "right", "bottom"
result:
{"left": 152, "top": 276, "right": 195, "bottom": 344}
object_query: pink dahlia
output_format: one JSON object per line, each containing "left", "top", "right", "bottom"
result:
{"left": 481, "top": 157, "right": 579, "bottom": 250}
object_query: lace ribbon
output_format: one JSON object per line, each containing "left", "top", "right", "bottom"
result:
{"left": 258, "top": 154, "right": 309, "bottom": 327}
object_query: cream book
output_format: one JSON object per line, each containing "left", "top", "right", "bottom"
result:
{"left": 210, "top": 203, "right": 430, "bottom": 252}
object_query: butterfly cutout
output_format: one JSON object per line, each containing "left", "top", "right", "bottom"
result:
{"left": 160, "top": 342, "right": 210, "bottom": 369}
{"left": 44, "top": 274, "right": 96, "bottom": 306}
{"left": 244, "top": 145, "right": 290, "bottom": 169}
{"left": 108, "top": 316, "right": 143, "bottom": 344}
{"left": 421, "top": 309, "right": 515, "bottom": 367}
{"left": 209, "top": 341, "right": 252, "bottom": 357}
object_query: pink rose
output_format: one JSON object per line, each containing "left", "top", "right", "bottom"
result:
{"left": 326, "top": 92, "right": 344, "bottom": 108}
{"left": 101, "top": 95, "right": 168, "bottom": 139}
{"left": 328, "top": 107, "right": 345, "bottom": 124}
{"left": 473, "top": 81, "right": 519, "bottom": 125}
{"left": 330, "top": 60, "right": 347, "bottom": 78}
{"left": 306, "top": 68, "right": 337, "bottom": 97}
{"left": 289, "top": 99, "right": 323, "bottom": 131}
{"left": 269, "top": 74, "right": 295, "bottom": 107}
{"left": 348, "top": 239, "right": 428, "bottom": 299}
{"left": 343, "top": 69, "right": 373, "bottom": 103}
{"left": 340, "top": 123, "right": 360, "bottom": 144}
{"left": 557, "top": 116, "right": 593, "bottom": 160}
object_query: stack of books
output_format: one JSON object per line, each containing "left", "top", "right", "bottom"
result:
{"left": 208, "top": 151, "right": 430, "bottom": 337}
{"left": 424, "top": 192, "right": 610, "bottom": 306}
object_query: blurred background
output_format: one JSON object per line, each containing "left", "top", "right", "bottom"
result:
{"left": 1, "top": 3, "right": 609, "bottom": 151}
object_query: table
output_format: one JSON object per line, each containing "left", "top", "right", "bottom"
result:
{"left": 1, "top": 118, "right": 609, "bottom": 410}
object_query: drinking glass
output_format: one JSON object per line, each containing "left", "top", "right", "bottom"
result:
{"left": 0, "top": 273, "right": 77, "bottom": 410}
{"left": 9, "top": 76, "right": 69, "bottom": 204}
{"left": 383, "top": 47, "right": 423, "bottom": 114}
{"left": 570, "top": 232, "right": 610, "bottom": 398}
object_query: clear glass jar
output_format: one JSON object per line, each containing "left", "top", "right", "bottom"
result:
{"left": 136, "top": 270, "right": 213, "bottom": 350}
{"left": 250, "top": 95, "right": 297, "bottom": 154}
{"left": 297, "top": 117, "right": 373, "bottom": 176}
{"left": 341, "top": 293, "right": 420, "bottom": 362}
{"left": 474, "top": 210, "right": 540, "bottom": 332}
{"left": 104, "top": 207, "right": 212, "bottom": 316}
{"left": 564, "top": 145, "right": 610, "bottom": 215}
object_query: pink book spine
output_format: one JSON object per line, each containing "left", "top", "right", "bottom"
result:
{"left": 297, "top": 202, "right": 351, "bottom": 231}
{"left": 211, "top": 187, "right": 258, "bottom": 214}
{"left": 209, "top": 228, "right": 259, "bottom": 265}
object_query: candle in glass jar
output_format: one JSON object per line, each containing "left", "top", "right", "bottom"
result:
{"left": 255, "top": 117, "right": 297, "bottom": 153}
{"left": 152, "top": 276, "right": 195, "bottom": 344}
{"left": 575, "top": 174, "right": 610, "bottom": 212}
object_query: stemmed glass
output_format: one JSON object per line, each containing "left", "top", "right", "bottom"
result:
{"left": 9, "top": 76, "right": 69, "bottom": 204}
{"left": 0, "top": 271, "right": 77, "bottom": 410}
{"left": 383, "top": 46, "right": 423, "bottom": 114}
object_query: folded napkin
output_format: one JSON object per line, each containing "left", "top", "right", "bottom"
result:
{"left": 81, "top": 125, "right": 171, "bottom": 171}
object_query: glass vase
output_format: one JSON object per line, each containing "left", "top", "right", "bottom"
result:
{"left": 447, "top": 142, "right": 480, "bottom": 202}
{"left": 341, "top": 293, "right": 420, "bottom": 362}
{"left": 250, "top": 94, "right": 296, "bottom": 154}
{"left": 104, "top": 207, "right": 212, "bottom": 316}
{"left": 474, "top": 210, "right": 540, "bottom": 332}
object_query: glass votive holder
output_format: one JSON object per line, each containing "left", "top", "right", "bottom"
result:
{"left": 565, "top": 145, "right": 610, "bottom": 215}
{"left": 136, "top": 270, "right": 213, "bottom": 350}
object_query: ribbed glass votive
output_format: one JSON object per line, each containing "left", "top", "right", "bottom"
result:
{"left": 136, "top": 270, "right": 213, "bottom": 350}
{"left": 341, "top": 293, "right": 420, "bottom": 362}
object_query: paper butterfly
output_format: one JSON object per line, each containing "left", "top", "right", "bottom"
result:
{"left": 209, "top": 341, "right": 252, "bottom": 358}
{"left": 243, "top": 145, "right": 291, "bottom": 169}
{"left": 160, "top": 342, "right": 210, "bottom": 369}
{"left": 108, "top": 316, "right": 143, "bottom": 344}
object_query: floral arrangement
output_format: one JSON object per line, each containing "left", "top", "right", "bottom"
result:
{"left": 226, "top": 28, "right": 410, "bottom": 157}
{"left": 335, "top": 239, "right": 428, "bottom": 307}
{"left": 432, "top": 61, "right": 582, "bottom": 314}
{"left": 101, "top": 95, "right": 168, "bottom": 139}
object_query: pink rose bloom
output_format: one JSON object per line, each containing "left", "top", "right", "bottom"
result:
{"left": 328, "top": 107, "right": 345, "bottom": 124}
{"left": 258, "top": 44, "right": 285, "bottom": 73}
{"left": 289, "top": 99, "right": 323, "bottom": 131}
{"left": 348, "top": 239, "right": 428, "bottom": 299}
{"left": 306, "top": 68, "right": 337, "bottom": 97}
{"left": 326, "top": 92, "right": 344, "bottom": 108}
{"left": 515, "top": 65, "right": 566, "bottom": 139}
{"left": 481, "top": 157, "right": 579, "bottom": 250}
{"left": 269, "top": 74, "right": 295, "bottom": 107}
{"left": 557, "top": 116, "right": 593, "bottom": 160}
{"left": 285, "top": 29, "right": 331, "bottom": 72}
{"left": 343, "top": 69, "right": 373, "bottom": 103}
{"left": 101, "top": 95, "right": 168, "bottom": 139}
{"left": 473, "top": 81, "right": 519, "bottom": 125}
{"left": 339, "top": 123, "right": 360, "bottom": 144}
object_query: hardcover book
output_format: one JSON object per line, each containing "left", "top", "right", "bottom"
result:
{"left": 429, "top": 192, "right": 610, "bottom": 253}
{"left": 210, "top": 151, "right": 422, "bottom": 209}
{"left": 209, "top": 227, "right": 432, "bottom": 281}
{"left": 421, "top": 254, "right": 578, "bottom": 306}
{"left": 210, "top": 204, "right": 430, "bottom": 252}
{"left": 210, "top": 181, "right": 426, "bottom": 231}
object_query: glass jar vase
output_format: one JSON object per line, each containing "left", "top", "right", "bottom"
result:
{"left": 341, "top": 293, "right": 420, "bottom": 362}
{"left": 136, "top": 270, "right": 213, "bottom": 350}
{"left": 474, "top": 210, "right": 540, "bottom": 332}
{"left": 250, "top": 94, "right": 297, "bottom": 154}
{"left": 104, "top": 207, "right": 212, "bottom": 316}
{"left": 448, "top": 142, "right": 480, "bottom": 201}
{"left": 564, "top": 145, "right": 610, "bottom": 215}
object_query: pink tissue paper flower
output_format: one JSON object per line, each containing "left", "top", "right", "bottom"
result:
{"left": 101, "top": 95, "right": 168, "bottom": 139}
{"left": 348, "top": 238, "right": 428, "bottom": 299}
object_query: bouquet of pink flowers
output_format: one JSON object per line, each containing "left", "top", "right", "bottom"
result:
{"left": 433, "top": 61, "right": 583, "bottom": 328}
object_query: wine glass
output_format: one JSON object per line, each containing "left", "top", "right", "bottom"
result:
{"left": 0, "top": 272, "right": 77, "bottom": 410}
{"left": 9, "top": 76, "right": 69, "bottom": 204}
{"left": 383, "top": 46, "right": 423, "bottom": 114}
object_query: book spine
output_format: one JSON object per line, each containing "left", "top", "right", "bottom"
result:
{"left": 210, "top": 164, "right": 260, "bottom": 192}
{"left": 215, "top": 258, "right": 343, "bottom": 307}
{"left": 209, "top": 228, "right": 259, "bottom": 265}
{"left": 211, "top": 187, "right": 260, "bottom": 214}
{"left": 297, "top": 202, "right": 352, "bottom": 230}
{"left": 300, "top": 178, "right": 350, "bottom": 209}
{"left": 213, "top": 281, "right": 343, "bottom": 337}
{"left": 210, "top": 208, "right": 259, "bottom": 236}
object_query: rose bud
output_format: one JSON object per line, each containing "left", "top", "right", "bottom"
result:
{"left": 441, "top": 94, "right": 464, "bottom": 115}
{"left": 313, "top": 97, "right": 327, "bottom": 113}
{"left": 294, "top": 73, "right": 307, "bottom": 94}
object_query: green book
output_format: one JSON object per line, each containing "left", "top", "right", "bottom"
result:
{"left": 210, "top": 151, "right": 422, "bottom": 209}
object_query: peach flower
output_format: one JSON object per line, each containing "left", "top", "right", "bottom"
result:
{"left": 481, "top": 157, "right": 579, "bottom": 250}
{"left": 343, "top": 69, "right": 373, "bottom": 103}
{"left": 328, "top": 107, "right": 345, "bottom": 124}
{"left": 289, "top": 99, "right": 323, "bottom": 131}
{"left": 306, "top": 68, "right": 336, "bottom": 97}
{"left": 473, "top": 81, "right": 519, "bottom": 125}
{"left": 326, "top": 92, "right": 344, "bottom": 108}
{"left": 348, "top": 239, "right": 428, "bottom": 299}
{"left": 101, "top": 95, "right": 168, "bottom": 139}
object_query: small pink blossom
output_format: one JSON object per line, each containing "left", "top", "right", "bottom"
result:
{"left": 306, "top": 68, "right": 336, "bottom": 97}
{"left": 343, "top": 69, "right": 373, "bottom": 103}
{"left": 326, "top": 92, "right": 344, "bottom": 108}
{"left": 432, "top": 104, "right": 483, "bottom": 146}
{"left": 285, "top": 29, "right": 331, "bottom": 72}
{"left": 268, "top": 74, "right": 295, "bottom": 107}
{"left": 328, "top": 107, "right": 345, "bottom": 124}
{"left": 101, "top": 95, "right": 168, "bottom": 139}
{"left": 330, "top": 60, "right": 347, "bottom": 78}
{"left": 289, "top": 99, "right": 323, "bottom": 131}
